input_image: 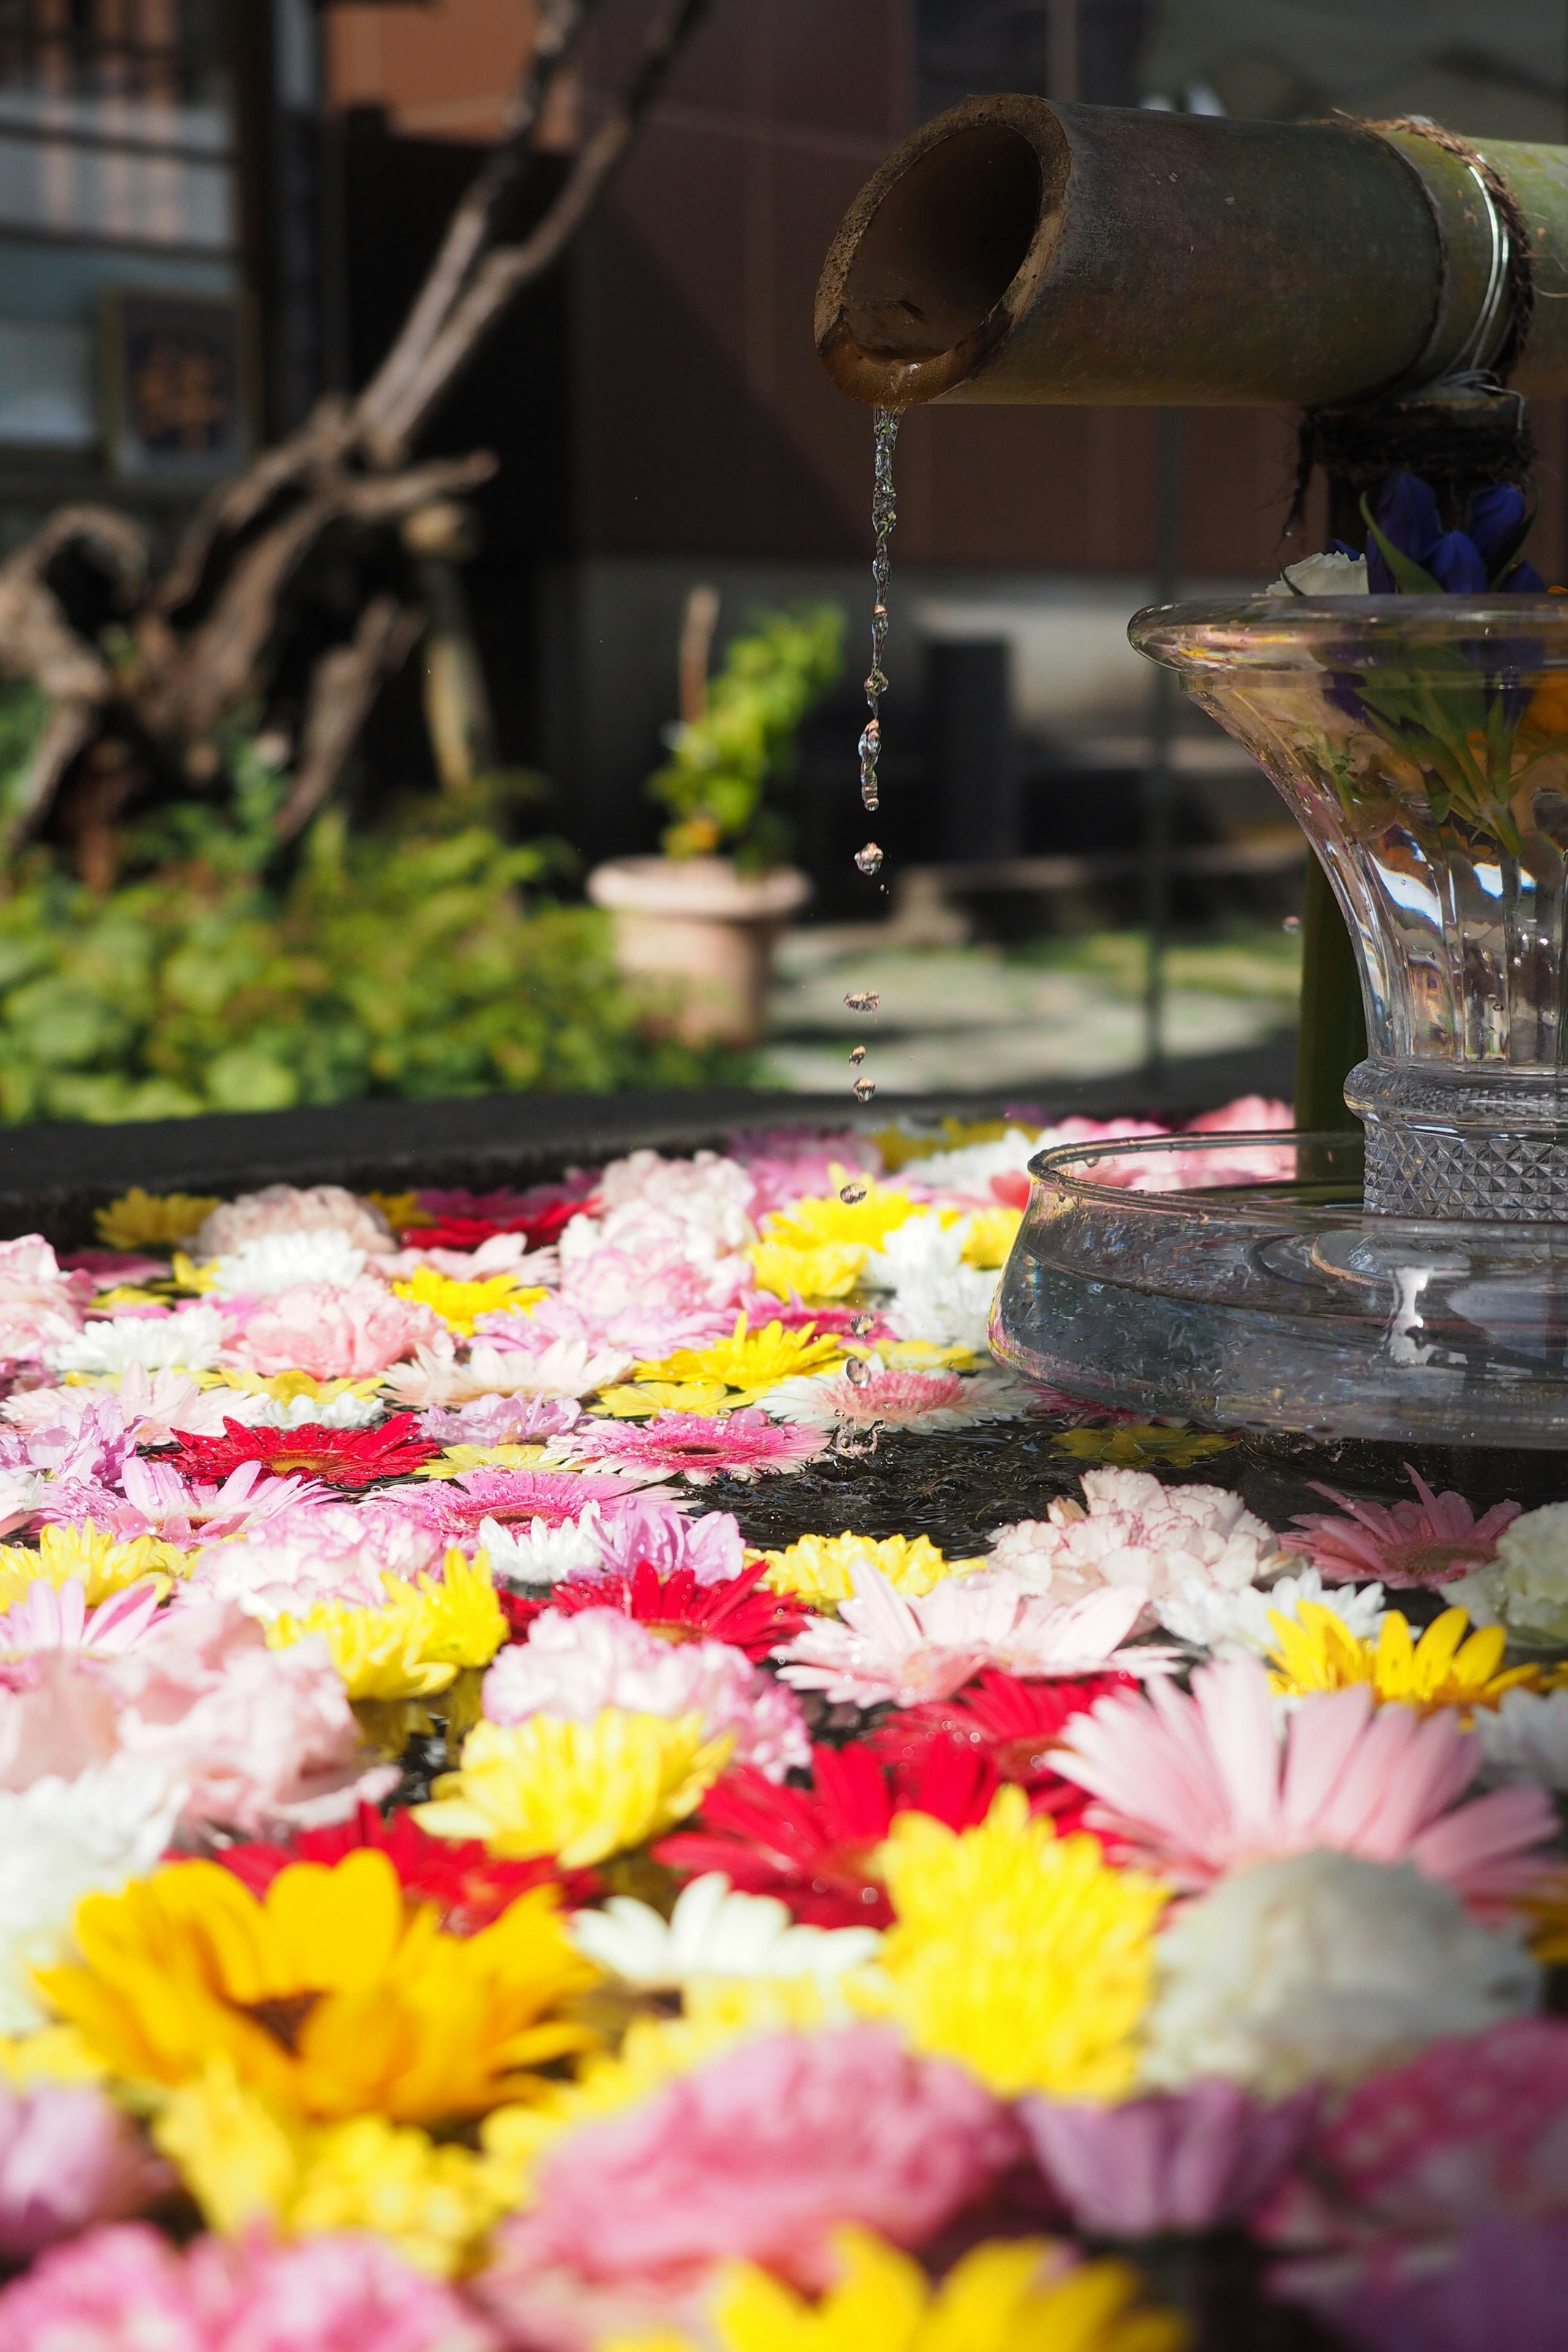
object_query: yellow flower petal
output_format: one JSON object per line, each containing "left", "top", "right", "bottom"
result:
{"left": 416, "top": 1710, "right": 732, "bottom": 1868}
{"left": 1267, "top": 1602, "right": 1540, "bottom": 1716}
{"left": 95, "top": 1189, "right": 219, "bottom": 1252}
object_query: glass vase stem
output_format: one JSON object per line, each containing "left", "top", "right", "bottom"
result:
{"left": 1294, "top": 853, "right": 1366, "bottom": 1134}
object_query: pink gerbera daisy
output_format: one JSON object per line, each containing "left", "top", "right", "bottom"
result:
{"left": 570, "top": 1409, "right": 829, "bottom": 1484}
{"left": 1291, "top": 1466, "right": 1521, "bottom": 1588}
{"left": 385, "top": 1467, "right": 659, "bottom": 1541}
{"left": 1054, "top": 1654, "right": 1556, "bottom": 1916}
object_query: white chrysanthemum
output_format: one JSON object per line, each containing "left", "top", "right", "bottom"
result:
{"left": 1474, "top": 1686, "right": 1568, "bottom": 1792}
{"left": 52, "top": 1305, "right": 226, "bottom": 1376}
{"left": 216, "top": 1387, "right": 385, "bottom": 1431}
{"left": 1448, "top": 1503, "right": 1568, "bottom": 1646}
{"left": 1140, "top": 1850, "right": 1537, "bottom": 2099}
{"left": 477, "top": 1509, "right": 608, "bottom": 1584}
{"left": 863, "top": 1215, "right": 998, "bottom": 1352}
{"left": 1156, "top": 1569, "right": 1387, "bottom": 1657}
{"left": 899, "top": 1129, "right": 1041, "bottom": 1195}
{"left": 568, "top": 1873, "right": 881, "bottom": 1989}
{"left": 990, "top": 1469, "right": 1294, "bottom": 1616}
{"left": 0, "top": 1765, "right": 180, "bottom": 2031}
{"left": 482, "top": 1607, "right": 808, "bottom": 1780}
{"left": 205, "top": 1230, "right": 368, "bottom": 1299}
{"left": 1265, "top": 550, "right": 1369, "bottom": 595}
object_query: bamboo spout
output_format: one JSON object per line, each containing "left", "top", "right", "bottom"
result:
{"left": 815, "top": 96, "right": 1568, "bottom": 408}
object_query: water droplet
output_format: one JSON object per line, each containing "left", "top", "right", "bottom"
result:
{"left": 839, "top": 1180, "right": 867, "bottom": 1205}
{"left": 851, "top": 1311, "right": 876, "bottom": 1336}
{"left": 834, "top": 1417, "right": 883, "bottom": 1458}
{"left": 845, "top": 1355, "right": 871, "bottom": 1387}
{"left": 855, "top": 843, "right": 883, "bottom": 876}
{"left": 844, "top": 990, "right": 880, "bottom": 1014}
{"left": 1283, "top": 914, "right": 1301, "bottom": 933}
{"left": 848, "top": 1044, "right": 866, "bottom": 1067}
{"left": 853, "top": 1076, "right": 878, "bottom": 1103}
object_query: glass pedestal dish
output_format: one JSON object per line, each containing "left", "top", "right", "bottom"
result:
{"left": 992, "top": 597, "right": 1568, "bottom": 1446}
{"left": 990, "top": 1129, "right": 1568, "bottom": 1448}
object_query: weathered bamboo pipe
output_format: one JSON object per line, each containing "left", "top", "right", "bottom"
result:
{"left": 814, "top": 95, "right": 1568, "bottom": 407}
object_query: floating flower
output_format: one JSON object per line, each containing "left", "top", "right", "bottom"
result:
{"left": 590, "top": 1499, "right": 746, "bottom": 1584}
{"left": 95, "top": 1189, "right": 220, "bottom": 1252}
{"left": 417, "top": 1711, "right": 733, "bottom": 1866}
{"left": 483, "top": 2034, "right": 1019, "bottom": 2302}
{"left": 634, "top": 1313, "right": 852, "bottom": 1398}
{"left": 775, "top": 1564, "right": 1161, "bottom": 1710}
{"left": 1157, "top": 1567, "right": 1386, "bottom": 1658}
{"left": 957, "top": 1204, "right": 1024, "bottom": 1267}
{"left": 418, "top": 1391, "right": 581, "bottom": 1447}
{"left": 391, "top": 1267, "right": 548, "bottom": 1336}
{"left": 478, "top": 1509, "right": 613, "bottom": 1587}
{"left": 388, "top": 1333, "right": 633, "bottom": 1409}
{"left": 1449, "top": 1500, "right": 1568, "bottom": 1646}
{"left": 224, "top": 1279, "right": 435, "bottom": 1381}
{"left": 1295, "top": 2215, "right": 1568, "bottom": 2352}
{"left": 1020, "top": 2078, "right": 1319, "bottom": 2239}
{"left": 0, "top": 1575, "right": 160, "bottom": 1660}
{"left": 0, "top": 1522, "right": 186, "bottom": 1609}
{"left": 569, "top": 1874, "right": 881, "bottom": 1988}
{"left": 0, "top": 2220, "right": 497, "bottom": 2352}
{"left": 1054, "top": 1655, "right": 1556, "bottom": 1912}
{"left": 533, "top": 1563, "right": 804, "bottom": 1663}
{"left": 193, "top": 1183, "right": 396, "bottom": 1260}
{"left": 153, "top": 2067, "right": 506, "bottom": 2280}
{"left": 186, "top": 1499, "right": 445, "bottom": 1621}
{"left": 1267, "top": 1603, "right": 1539, "bottom": 1714}
{"left": 268, "top": 1552, "right": 507, "bottom": 1702}
{"left": 1049, "top": 1424, "right": 1237, "bottom": 1469}
{"left": 867, "top": 1667, "right": 1131, "bottom": 1832}
{"left": 759, "top": 1530, "right": 968, "bottom": 1606}
{"left": 761, "top": 1179, "right": 922, "bottom": 1255}
{"left": 36, "top": 1850, "right": 598, "bottom": 2122}
{"left": 214, "top": 1799, "right": 597, "bottom": 1934}
{"left": 1289, "top": 1469, "right": 1521, "bottom": 1587}
{"left": 1140, "top": 1850, "right": 1539, "bottom": 2096}
{"left": 481, "top": 1610, "right": 808, "bottom": 1780}
{"left": 655, "top": 1741, "right": 1001, "bottom": 1929}
{"left": 165, "top": 1414, "right": 440, "bottom": 1490}
{"left": 763, "top": 1361, "right": 1028, "bottom": 1434}
{"left": 988, "top": 1469, "right": 1292, "bottom": 1615}
{"left": 0, "top": 1765, "right": 178, "bottom": 2032}
{"left": 202, "top": 1230, "right": 370, "bottom": 1299}
{"left": 864, "top": 1214, "right": 999, "bottom": 1352}
{"left": 746, "top": 1240, "right": 865, "bottom": 1301}
{"left": 568, "top": 1409, "right": 829, "bottom": 1484}
{"left": 53, "top": 1304, "right": 226, "bottom": 1376}
{"left": 0, "top": 2078, "right": 168, "bottom": 2257}
{"left": 1475, "top": 1686, "right": 1568, "bottom": 1792}
{"left": 873, "top": 1785, "right": 1168, "bottom": 2100}
{"left": 0, "top": 1237, "right": 88, "bottom": 1368}
{"left": 595, "top": 1377, "right": 736, "bottom": 1419}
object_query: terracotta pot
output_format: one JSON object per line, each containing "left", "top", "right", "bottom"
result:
{"left": 587, "top": 855, "right": 810, "bottom": 1047}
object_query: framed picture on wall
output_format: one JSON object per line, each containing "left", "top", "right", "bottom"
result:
{"left": 102, "top": 290, "right": 255, "bottom": 478}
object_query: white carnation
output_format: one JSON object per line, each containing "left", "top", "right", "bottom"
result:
{"left": 0, "top": 1765, "right": 181, "bottom": 2031}
{"left": 1474, "top": 1686, "right": 1568, "bottom": 1793}
{"left": 52, "top": 1305, "right": 226, "bottom": 1376}
{"left": 1265, "top": 550, "right": 1370, "bottom": 596}
{"left": 569, "top": 1872, "right": 880, "bottom": 1989}
{"left": 1455, "top": 1503, "right": 1568, "bottom": 1646}
{"left": 1156, "top": 1568, "right": 1386, "bottom": 1657}
{"left": 1141, "top": 1850, "right": 1537, "bottom": 2098}
{"left": 205, "top": 1231, "right": 368, "bottom": 1298}
{"left": 992, "top": 1469, "right": 1293, "bottom": 1616}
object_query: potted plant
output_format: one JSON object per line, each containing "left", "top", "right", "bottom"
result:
{"left": 589, "top": 595, "right": 843, "bottom": 1047}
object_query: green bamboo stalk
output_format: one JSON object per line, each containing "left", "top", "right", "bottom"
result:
{"left": 1294, "top": 854, "right": 1366, "bottom": 1131}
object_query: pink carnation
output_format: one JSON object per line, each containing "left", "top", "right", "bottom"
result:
{"left": 482, "top": 2027, "right": 1019, "bottom": 2302}
{"left": 106, "top": 1600, "right": 396, "bottom": 1839}
{"left": 0, "top": 2083, "right": 168, "bottom": 2258}
{"left": 186, "top": 1500, "right": 445, "bottom": 1618}
{"left": 1284, "top": 2215, "right": 1568, "bottom": 2352}
{"left": 0, "top": 2222, "right": 496, "bottom": 2352}
{"left": 0, "top": 1236, "right": 87, "bottom": 1368}
{"left": 193, "top": 1183, "right": 396, "bottom": 1259}
{"left": 553, "top": 1256, "right": 736, "bottom": 1356}
{"left": 0, "top": 1654, "right": 119, "bottom": 1790}
{"left": 727, "top": 1130, "right": 879, "bottom": 1220}
{"left": 223, "top": 1278, "right": 437, "bottom": 1379}
{"left": 1020, "top": 2078, "right": 1319, "bottom": 2237}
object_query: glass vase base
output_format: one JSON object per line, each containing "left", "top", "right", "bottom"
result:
{"left": 991, "top": 1130, "right": 1568, "bottom": 1450}
{"left": 1346, "top": 1060, "right": 1568, "bottom": 1221}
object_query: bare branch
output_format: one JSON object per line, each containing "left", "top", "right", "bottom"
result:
{"left": 3, "top": 700, "right": 97, "bottom": 850}
{"left": 367, "top": 0, "right": 717, "bottom": 459}
{"left": 275, "top": 596, "right": 423, "bottom": 838}
{"left": 0, "top": 508, "right": 146, "bottom": 704}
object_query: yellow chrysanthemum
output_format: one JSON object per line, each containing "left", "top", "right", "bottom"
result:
{"left": 415, "top": 1710, "right": 733, "bottom": 1868}
{"left": 205, "top": 1370, "right": 384, "bottom": 1411}
{"left": 1516, "top": 1874, "right": 1568, "bottom": 1964}
{"left": 391, "top": 1268, "right": 547, "bottom": 1338}
{"left": 960, "top": 1207, "right": 1024, "bottom": 1270}
{"left": 155, "top": 2062, "right": 508, "bottom": 2278}
{"left": 606, "top": 2226, "right": 1186, "bottom": 2352}
{"left": 761, "top": 1177, "right": 937, "bottom": 1254}
{"left": 1267, "top": 1603, "right": 1541, "bottom": 1716}
{"left": 868, "top": 1786, "right": 1167, "bottom": 2100}
{"left": 594, "top": 1381, "right": 736, "bottom": 1420}
{"left": 94, "top": 1188, "right": 219, "bottom": 1252}
{"left": 0, "top": 2026, "right": 106, "bottom": 2084}
{"left": 366, "top": 1191, "right": 431, "bottom": 1233}
{"left": 0, "top": 1522, "right": 186, "bottom": 1610}
{"left": 411, "top": 1444, "right": 549, "bottom": 1478}
{"left": 634, "top": 1314, "right": 851, "bottom": 1397}
{"left": 758, "top": 1531, "right": 976, "bottom": 1607}
{"left": 35, "top": 1852, "right": 599, "bottom": 2122}
{"left": 872, "top": 1117, "right": 1036, "bottom": 1175}
{"left": 746, "top": 1242, "right": 866, "bottom": 1303}
{"left": 267, "top": 1551, "right": 507, "bottom": 1701}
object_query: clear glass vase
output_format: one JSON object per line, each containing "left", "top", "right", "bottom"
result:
{"left": 1131, "top": 598, "right": 1568, "bottom": 1220}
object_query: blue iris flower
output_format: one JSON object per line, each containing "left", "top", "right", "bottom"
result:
{"left": 1364, "top": 472, "right": 1545, "bottom": 594}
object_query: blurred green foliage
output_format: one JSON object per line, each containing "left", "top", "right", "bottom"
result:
{"left": 0, "top": 713, "right": 748, "bottom": 1125}
{"left": 649, "top": 603, "right": 844, "bottom": 869}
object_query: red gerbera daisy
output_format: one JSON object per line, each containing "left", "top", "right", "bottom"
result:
{"left": 163, "top": 1414, "right": 440, "bottom": 1490}
{"left": 653, "top": 1741, "right": 999, "bottom": 1929}
{"left": 867, "top": 1668, "right": 1132, "bottom": 1835}
{"left": 401, "top": 1188, "right": 599, "bottom": 1254}
{"left": 211, "top": 1802, "right": 598, "bottom": 1933}
{"left": 508, "top": 1561, "right": 805, "bottom": 1663}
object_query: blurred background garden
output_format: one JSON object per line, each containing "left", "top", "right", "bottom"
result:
{"left": 0, "top": 0, "right": 1564, "bottom": 1123}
